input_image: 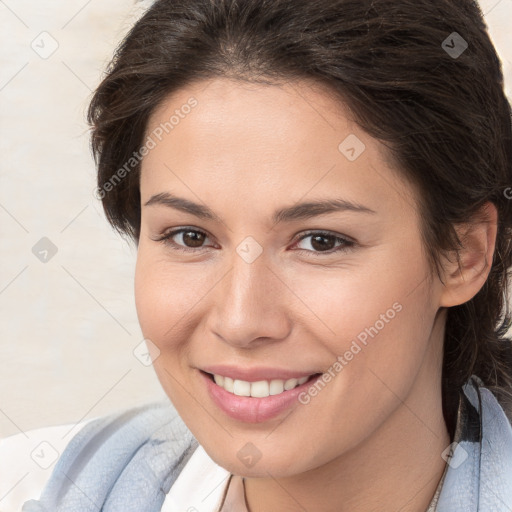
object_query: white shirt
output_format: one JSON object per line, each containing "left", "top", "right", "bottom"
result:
{"left": 162, "top": 444, "right": 248, "bottom": 511}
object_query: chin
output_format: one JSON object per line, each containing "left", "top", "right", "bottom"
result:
{"left": 206, "top": 441, "right": 315, "bottom": 479}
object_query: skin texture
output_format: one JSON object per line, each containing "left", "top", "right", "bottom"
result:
{"left": 134, "top": 77, "right": 497, "bottom": 511}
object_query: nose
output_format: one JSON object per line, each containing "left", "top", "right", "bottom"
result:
{"left": 206, "top": 248, "right": 292, "bottom": 349}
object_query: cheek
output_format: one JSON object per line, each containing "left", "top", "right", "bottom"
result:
{"left": 134, "top": 246, "right": 222, "bottom": 355}
{"left": 134, "top": 249, "right": 195, "bottom": 345}
{"left": 290, "top": 245, "right": 435, "bottom": 385}
{"left": 287, "top": 251, "right": 421, "bottom": 335}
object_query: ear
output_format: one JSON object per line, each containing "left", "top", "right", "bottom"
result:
{"left": 439, "top": 201, "right": 498, "bottom": 308}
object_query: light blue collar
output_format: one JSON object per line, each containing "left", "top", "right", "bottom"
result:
{"left": 436, "top": 375, "right": 512, "bottom": 511}
{"left": 22, "top": 401, "right": 199, "bottom": 512}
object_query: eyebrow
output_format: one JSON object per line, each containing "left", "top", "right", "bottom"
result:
{"left": 143, "top": 192, "right": 377, "bottom": 224}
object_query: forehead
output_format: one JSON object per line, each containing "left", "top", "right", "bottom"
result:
{"left": 145, "top": 77, "right": 358, "bottom": 148}
{"left": 140, "top": 77, "right": 417, "bottom": 220}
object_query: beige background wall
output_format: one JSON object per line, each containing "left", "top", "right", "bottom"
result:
{"left": 1, "top": 0, "right": 511, "bottom": 439}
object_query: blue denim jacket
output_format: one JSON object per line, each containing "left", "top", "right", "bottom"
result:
{"left": 22, "top": 375, "right": 512, "bottom": 511}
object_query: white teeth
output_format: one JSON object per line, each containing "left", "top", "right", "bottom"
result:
{"left": 284, "top": 378, "right": 298, "bottom": 390}
{"left": 224, "top": 377, "right": 234, "bottom": 393}
{"left": 269, "top": 379, "right": 284, "bottom": 395}
{"left": 233, "top": 379, "right": 251, "bottom": 396}
{"left": 212, "top": 373, "right": 312, "bottom": 397}
{"left": 250, "top": 380, "right": 269, "bottom": 398}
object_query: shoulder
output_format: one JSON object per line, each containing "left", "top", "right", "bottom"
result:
{"left": 0, "top": 418, "right": 95, "bottom": 512}
{"left": 18, "top": 398, "right": 197, "bottom": 512}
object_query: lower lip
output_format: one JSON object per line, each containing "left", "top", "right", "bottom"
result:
{"left": 201, "top": 371, "right": 321, "bottom": 423}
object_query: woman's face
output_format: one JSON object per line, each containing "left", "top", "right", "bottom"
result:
{"left": 135, "top": 77, "right": 447, "bottom": 477}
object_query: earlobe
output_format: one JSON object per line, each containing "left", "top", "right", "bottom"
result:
{"left": 439, "top": 201, "right": 498, "bottom": 308}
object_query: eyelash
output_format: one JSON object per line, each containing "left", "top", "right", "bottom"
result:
{"left": 154, "top": 227, "right": 356, "bottom": 257}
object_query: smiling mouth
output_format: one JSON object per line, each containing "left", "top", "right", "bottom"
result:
{"left": 202, "top": 371, "right": 321, "bottom": 398}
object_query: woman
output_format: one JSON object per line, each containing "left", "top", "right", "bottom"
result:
{"left": 13, "top": 0, "right": 512, "bottom": 510}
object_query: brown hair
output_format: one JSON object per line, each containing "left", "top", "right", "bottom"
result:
{"left": 87, "top": 0, "right": 512, "bottom": 434}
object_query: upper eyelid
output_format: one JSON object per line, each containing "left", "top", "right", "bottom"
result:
{"left": 296, "top": 230, "right": 353, "bottom": 241}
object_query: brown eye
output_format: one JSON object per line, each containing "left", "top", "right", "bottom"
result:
{"left": 179, "top": 230, "right": 206, "bottom": 248}
{"left": 310, "top": 234, "right": 336, "bottom": 251}
{"left": 155, "top": 228, "right": 212, "bottom": 252}
{"left": 294, "top": 231, "right": 355, "bottom": 256}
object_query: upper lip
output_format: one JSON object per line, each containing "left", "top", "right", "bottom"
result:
{"left": 200, "top": 364, "right": 319, "bottom": 382}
